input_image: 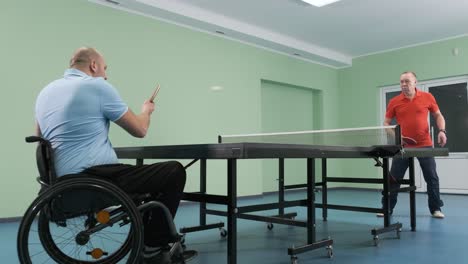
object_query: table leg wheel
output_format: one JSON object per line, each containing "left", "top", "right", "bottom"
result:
{"left": 373, "top": 235, "right": 380, "bottom": 246}
{"left": 267, "top": 223, "right": 274, "bottom": 230}
{"left": 219, "top": 228, "right": 227, "bottom": 238}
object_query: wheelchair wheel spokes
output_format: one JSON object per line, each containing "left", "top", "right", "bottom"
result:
{"left": 45, "top": 214, "right": 132, "bottom": 261}
{"left": 18, "top": 178, "right": 143, "bottom": 264}
{"left": 20, "top": 220, "right": 54, "bottom": 264}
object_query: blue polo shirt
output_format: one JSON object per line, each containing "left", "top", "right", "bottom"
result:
{"left": 35, "top": 69, "right": 128, "bottom": 176}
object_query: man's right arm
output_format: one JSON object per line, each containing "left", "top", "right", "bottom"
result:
{"left": 383, "top": 117, "right": 392, "bottom": 127}
{"left": 115, "top": 100, "right": 155, "bottom": 138}
{"left": 383, "top": 117, "right": 397, "bottom": 142}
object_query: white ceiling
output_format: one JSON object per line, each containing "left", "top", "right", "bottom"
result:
{"left": 90, "top": 0, "right": 468, "bottom": 68}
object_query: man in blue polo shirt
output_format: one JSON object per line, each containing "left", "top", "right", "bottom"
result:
{"left": 35, "top": 47, "right": 196, "bottom": 263}
{"left": 36, "top": 58, "right": 129, "bottom": 177}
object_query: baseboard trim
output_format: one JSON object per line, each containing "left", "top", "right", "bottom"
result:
{"left": 0, "top": 216, "right": 22, "bottom": 223}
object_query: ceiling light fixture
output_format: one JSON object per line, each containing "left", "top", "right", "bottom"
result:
{"left": 300, "top": 0, "right": 341, "bottom": 7}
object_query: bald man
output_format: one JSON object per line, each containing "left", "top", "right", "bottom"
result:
{"left": 35, "top": 47, "right": 196, "bottom": 263}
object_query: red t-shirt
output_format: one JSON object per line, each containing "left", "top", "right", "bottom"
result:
{"left": 386, "top": 89, "right": 439, "bottom": 147}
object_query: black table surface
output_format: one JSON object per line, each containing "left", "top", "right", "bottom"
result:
{"left": 115, "top": 142, "right": 449, "bottom": 160}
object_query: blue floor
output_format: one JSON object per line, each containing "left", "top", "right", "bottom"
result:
{"left": 3, "top": 189, "right": 468, "bottom": 263}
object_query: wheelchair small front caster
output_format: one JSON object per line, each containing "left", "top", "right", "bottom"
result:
{"left": 179, "top": 234, "right": 186, "bottom": 249}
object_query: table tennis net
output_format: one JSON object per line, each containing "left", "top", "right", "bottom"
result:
{"left": 219, "top": 125, "right": 400, "bottom": 147}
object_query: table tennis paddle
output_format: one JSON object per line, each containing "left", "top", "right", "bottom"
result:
{"left": 149, "top": 84, "right": 160, "bottom": 103}
{"left": 402, "top": 136, "right": 417, "bottom": 146}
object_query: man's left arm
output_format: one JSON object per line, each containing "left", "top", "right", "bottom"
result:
{"left": 432, "top": 110, "right": 447, "bottom": 147}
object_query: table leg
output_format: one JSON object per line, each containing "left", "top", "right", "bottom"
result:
{"left": 409, "top": 157, "right": 416, "bottom": 231}
{"left": 227, "top": 159, "right": 237, "bottom": 264}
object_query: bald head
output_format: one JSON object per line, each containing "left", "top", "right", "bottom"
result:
{"left": 70, "top": 47, "right": 102, "bottom": 68}
{"left": 401, "top": 71, "right": 417, "bottom": 80}
{"left": 69, "top": 47, "right": 108, "bottom": 79}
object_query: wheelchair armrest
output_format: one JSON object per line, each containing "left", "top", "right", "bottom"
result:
{"left": 25, "top": 136, "right": 46, "bottom": 143}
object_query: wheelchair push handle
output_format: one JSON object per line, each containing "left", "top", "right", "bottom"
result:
{"left": 25, "top": 136, "right": 47, "bottom": 143}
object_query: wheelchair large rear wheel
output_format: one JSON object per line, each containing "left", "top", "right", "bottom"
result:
{"left": 17, "top": 178, "right": 143, "bottom": 264}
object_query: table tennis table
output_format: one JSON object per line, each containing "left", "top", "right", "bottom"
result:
{"left": 115, "top": 142, "right": 448, "bottom": 264}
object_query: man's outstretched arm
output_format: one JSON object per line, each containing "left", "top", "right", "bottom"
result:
{"left": 115, "top": 100, "right": 155, "bottom": 138}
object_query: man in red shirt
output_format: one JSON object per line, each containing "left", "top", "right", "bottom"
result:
{"left": 381, "top": 71, "right": 447, "bottom": 218}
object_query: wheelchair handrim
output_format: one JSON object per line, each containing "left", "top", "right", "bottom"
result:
{"left": 17, "top": 178, "right": 143, "bottom": 264}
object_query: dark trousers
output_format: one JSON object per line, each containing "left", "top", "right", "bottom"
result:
{"left": 81, "top": 161, "right": 186, "bottom": 247}
{"left": 382, "top": 156, "right": 443, "bottom": 213}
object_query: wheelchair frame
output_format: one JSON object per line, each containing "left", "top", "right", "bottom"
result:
{"left": 17, "top": 136, "right": 182, "bottom": 264}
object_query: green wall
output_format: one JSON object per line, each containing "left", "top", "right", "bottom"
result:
{"left": 4, "top": 0, "right": 467, "bottom": 218}
{"left": 0, "top": 0, "right": 338, "bottom": 218}
{"left": 337, "top": 36, "right": 468, "bottom": 184}
{"left": 260, "top": 80, "right": 318, "bottom": 192}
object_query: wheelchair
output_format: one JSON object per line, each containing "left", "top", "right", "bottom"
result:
{"left": 17, "top": 136, "right": 186, "bottom": 264}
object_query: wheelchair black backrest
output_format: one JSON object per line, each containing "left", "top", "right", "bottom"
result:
{"left": 26, "top": 136, "right": 119, "bottom": 219}
{"left": 25, "top": 136, "right": 58, "bottom": 187}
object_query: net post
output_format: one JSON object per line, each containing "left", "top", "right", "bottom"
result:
{"left": 395, "top": 125, "right": 401, "bottom": 145}
{"left": 218, "top": 135, "right": 222, "bottom": 143}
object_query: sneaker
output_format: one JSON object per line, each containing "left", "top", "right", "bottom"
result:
{"left": 432, "top": 210, "right": 445, "bottom": 219}
{"left": 143, "top": 246, "right": 164, "bottom": 259}
{"left": 143, "top": 247, "right": 172, "bottom": 264}
{"left": 143, "top": 249, "right": 171, "bottom": 264}
{"left": 171, "top": 249, "right": 198, "bottom": 263}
